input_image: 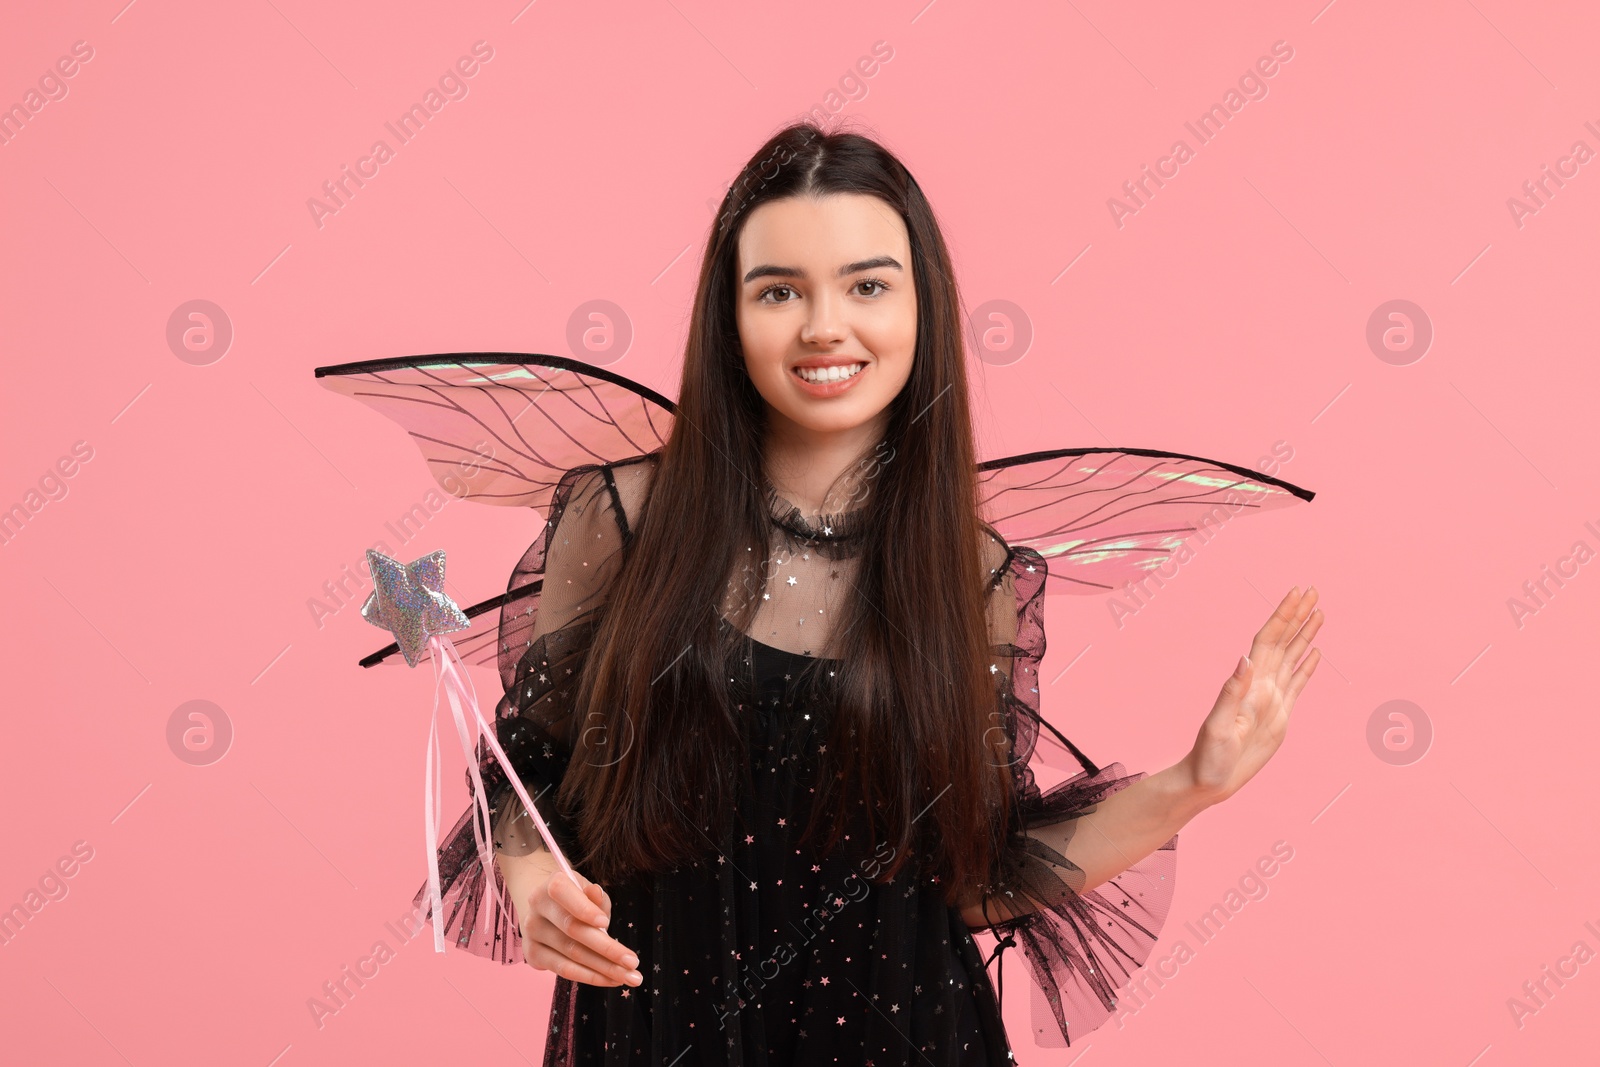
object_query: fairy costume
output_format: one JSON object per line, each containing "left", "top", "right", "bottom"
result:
{"left": 315, "top": 354, "right": 1314, "bottom": 1065}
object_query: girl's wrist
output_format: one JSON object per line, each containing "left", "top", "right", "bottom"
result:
{"left": 1157, "top": 757, "right": 1227, "bottom": 821}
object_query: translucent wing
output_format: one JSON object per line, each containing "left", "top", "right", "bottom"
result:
{"left": 314, "top": 352, "right": 674, "bottom": 509}
{"left": 978, "top": 447, "right": 1314, "bottom": 594}
{"left": 314, "top": 353, "right": 674, "bottom": 669}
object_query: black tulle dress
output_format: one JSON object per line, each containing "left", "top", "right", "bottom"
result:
{"left": 415, "top": 456, "right": 1180, "bottom": 1066}
{"left": 528, "top": 628, "right": 1010, "bottom": 1064}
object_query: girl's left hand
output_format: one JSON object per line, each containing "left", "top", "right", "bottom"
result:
{"left": 1182, "top": 586, "right": 1324, "bottom": 805}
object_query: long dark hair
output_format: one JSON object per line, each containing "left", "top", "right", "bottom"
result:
{"left": 561, "top": 121, "right": 1011, "bottom": 907}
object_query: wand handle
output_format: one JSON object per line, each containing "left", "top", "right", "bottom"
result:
{"left": 424, "top": 634, "right": 578, "bottom": 955}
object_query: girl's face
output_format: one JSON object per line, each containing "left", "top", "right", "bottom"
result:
{"left": 735, "top": 193, "right": 917, "bottom": 441}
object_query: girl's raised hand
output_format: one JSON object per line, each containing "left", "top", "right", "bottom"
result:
{"left": 520, "top": 866, "right": 644, "bottom": 988}
{"left": 1182, "top": 586, "right": 1324, "bottom": 804}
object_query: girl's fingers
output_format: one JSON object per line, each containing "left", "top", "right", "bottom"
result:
{"left": 526, "top": 947, "right": 617, "bottom": 987}
{"left": 1249, "top": 587, "right": 1302, "bottom": 667}
{"left": 1279, "top": 608, "right": 1325, "bottom": 685}
{"left": 1284, "top": 647, "right": 1322, "bottom": 704}
{"left": 540, "top": 876, "right": 637, "bottom": 970}
{"left": 530, "top": 910, "right": 638, "bottom": 979}
{"left": 525, "top": 934, "right": 641, "bottom": 987}
{"left": 586, "top": 882, "right": 613, "bottom": 923}
{"left": 531, "top": 915, "right": 643, "bottom": 991}
{"left": 549, "top": 868, "right": 611, "bottom": 928}
{"left": 1253, "top": 586, "right": 1318, "bottom": 670}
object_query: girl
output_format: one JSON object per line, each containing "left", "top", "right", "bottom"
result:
{"left": 424, "top": 123, "right": 1323, "bottom": 1065}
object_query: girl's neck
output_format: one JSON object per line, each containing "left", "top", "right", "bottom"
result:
{"left": 761, "top": 411, "right": 889, "bottom": 518}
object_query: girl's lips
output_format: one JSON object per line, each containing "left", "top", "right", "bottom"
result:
{"left": 791, "top": 361, "right": 868, "bottom": 398}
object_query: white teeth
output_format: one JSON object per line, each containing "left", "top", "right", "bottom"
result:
{"left": 796, "top": 362, "right": 865, "bottom": 383}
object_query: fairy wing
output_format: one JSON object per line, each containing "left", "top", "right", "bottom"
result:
{"left": 977, "top": 446, "right": 1314, "bottom": 595}
{"left": 314, "top": 353, "right": 675, "bottom": 671}
{"left": 975, "top": 445, "right": 1312, "bottom": 774}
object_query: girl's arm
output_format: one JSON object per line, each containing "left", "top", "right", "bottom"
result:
{"left": 958, "top": 761, "right": 1213, "bottom": 927}
{"left": 962, "top": 584, "right": 1322, "bottom": 929}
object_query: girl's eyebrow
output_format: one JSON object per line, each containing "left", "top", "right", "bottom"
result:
{"left": 742, "top": 255, "right": 903, "bottom": 284}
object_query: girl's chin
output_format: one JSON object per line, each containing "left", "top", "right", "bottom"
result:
{"left": 773, "top": 401, "right": 887, "bottom": 437}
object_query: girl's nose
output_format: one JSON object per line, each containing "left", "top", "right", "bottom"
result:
{"left": 801, "top": 298, "right": 847, "bottom": 344}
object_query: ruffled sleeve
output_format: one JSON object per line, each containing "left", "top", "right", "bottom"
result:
{"left": 411, "top": 460, "right": 640, "bottom": 962}
{"left": 974, "top": 536, "right": 1179, "bottom": 1046}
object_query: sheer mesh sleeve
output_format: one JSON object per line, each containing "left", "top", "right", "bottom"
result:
{"left": 411, "top": 459, "right": 643, "bottom": 962}
{"left": 976, "top": 534, "right": 1179, "bottom": 1047}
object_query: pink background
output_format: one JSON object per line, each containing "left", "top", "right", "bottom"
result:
{"left": 3, "top": 1, "right": 1597, "bottom": 1063}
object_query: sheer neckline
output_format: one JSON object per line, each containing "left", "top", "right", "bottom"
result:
{"left": 762, "top": 478, "right": 869, "bottom": 548}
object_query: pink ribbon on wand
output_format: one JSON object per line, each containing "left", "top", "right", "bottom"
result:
{"left": 423, "top": 632, "right": 577, "bottom": 954}
{"left": 356, "top": 547, "right": 579, "bottom": 955}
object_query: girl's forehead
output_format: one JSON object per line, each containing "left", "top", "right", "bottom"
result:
{"left": 737, "top": 195, "right": 909, "bottom": 265}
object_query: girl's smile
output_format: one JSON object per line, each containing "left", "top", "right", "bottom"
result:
{"left": 790, "top": 356, "right": 870, "bottom": 397}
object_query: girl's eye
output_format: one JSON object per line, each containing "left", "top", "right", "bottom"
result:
{"left": 755, "top": 277, "right": 893, "bottom": 304}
